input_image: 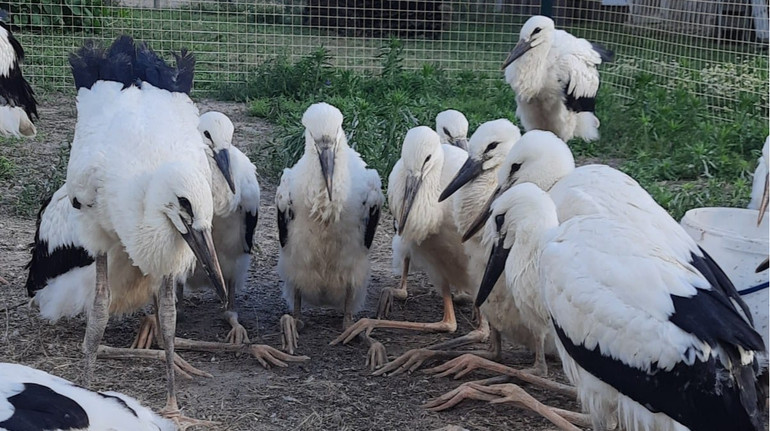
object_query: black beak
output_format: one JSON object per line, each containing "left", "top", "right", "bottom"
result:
{"left": 398, "top": 175, "right": 422, "bottom": 235}
{"left": 476, "top": 234, "right": 511, "bottom": 307}
{"left": 756, "top": 257, "right": 769, "bottom": 273}
{"left": 439, "top": 157, "right": 484, "bottom": 202}
{"left": 453, "top": 137, "right": 469, "bottom": 151}
{"left": 757, "top": 173, "right": 768, "bottom": 226}
{"left": 501, "top": 39, "right": 532, "bottom": 70}
{"left": 181, "top": 221, "right": 227, "bottom": 304}
{"left": 318, "top": 145, "right": 335, "bottom": 201}
{"left": 213, "top": 149, "right": 236, "bottom": 194}
{"left": 462, "top": 186, "right": 500, "bottom": 242}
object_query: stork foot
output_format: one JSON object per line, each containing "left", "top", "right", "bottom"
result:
{"left": 97, "top": 345, "right": 212, "bottom": 380}
{"left": 160, "top": 406, "right": 220, "bottom": 430}
{"left": 130, "top": 313, "right": 158, "bottom": 350}
{"left": 424, "top": 353, "right": 489, "bottom": 379}
{"left": 374, "top": 348, "right": 441, "bottom": 377}
{"left": 280, "top": 314, "right": 302, "bottom": 354}
{"left": 377, "top": 286, "right": 408, "bottom": 319}
{"left": 248, "top": 344, "right": 310, "bottom": 369}
{"left": 331, "top": 317, "right": 456, "bottom": 346}
{"left": 226, "top": 324, "right": 251, "bottom": 345}
{"left": 366, "top": 341, "right": 387, "bottom": 371}
{"left": 423, "top": 376, "right": 510, "bottom": 411}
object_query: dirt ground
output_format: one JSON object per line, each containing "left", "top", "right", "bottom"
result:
{"left": 0, "top": 94, "right": 580, "bottom": 430}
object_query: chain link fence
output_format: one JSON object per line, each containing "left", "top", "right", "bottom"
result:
{"left": 5, "top": 0, "right": 768, "bottom": 117}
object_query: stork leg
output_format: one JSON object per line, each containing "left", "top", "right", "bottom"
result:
{"left": 223, "top": 279, "right": 250, "bottom": 345}
{"left": 331, "top": 282, "right": 457, "bottom": 345}
{"left": 377, "top": 256, "right": 410, "bottom": 319}
{"left": 524, "top": 331, "right": 548, "bottom": 377}
{"left": 340, "top": 283, "right": 387, "bottom": 370}
{"left": 374, "top": 314, "right": 494, "bottom": 376}
{"left": 173, "top": 338, "right": 310, "bottom": 368}
{"left": 81, "top": 253, "right": 110, "bottom": 387}
{"left": 280, "top": 289, "right": 304, "bottom": 354}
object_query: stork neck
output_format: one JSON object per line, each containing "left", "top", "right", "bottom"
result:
{"left": 506, "top": 45, "right": 550, "bottom": 101}
{"left": 308, "top": 146, "right": 351, "bottom": 223}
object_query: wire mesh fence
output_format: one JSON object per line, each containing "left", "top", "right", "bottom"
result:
{"left": 5, "top": 0, "right": 768, "bottom": 118}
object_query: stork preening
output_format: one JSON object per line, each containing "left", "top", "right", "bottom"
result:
{"left": 0, "top": 9, "right": 38, "bottom": 137}
{"left": 0, "top": 362, "right": 176, "bottom": 431}
{"left": 436, "top": 109, "right": 469, "bottom": 151}
{"left": 502, "top": 15, "right": 613, "bottom": 143}
{"left": 276, "top": 102, "right": 385, "bottom": 365}
{"left": 332, "top": 126, "right": 475, "bottom": 353}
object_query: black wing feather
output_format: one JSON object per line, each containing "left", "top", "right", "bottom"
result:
{"left": 244, "top": 210, "right": 258, "bottom": 253}
{"left": 0, "top": 383, "right": 90, "bottom": 430}
{"left": 0, "top": 21, "right": 38, "bottom": 120}
{"left": 364, "top": 205, "right": 380, "bottom": 249}
{"left": 277, "top": 208, "right": 289, "bottom": 248}
{"left": 563, "top": 78, "right": 597, "bottom": 113}
{"left": 590, "top": 42, "right": 615, "bottom": 63}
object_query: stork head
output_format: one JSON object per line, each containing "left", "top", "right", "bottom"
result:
{"left": 462, "top": 130, "right": 573, "bottom": 242}
{"left": 502, "top": 15, "right": 555, "bottom": 69}
{"left": 302, "top": 102, "right": 346, "bottom": 201}
{"left": 476, "top": 182, "right": 557, "bottom": 307}
{"left": 439, "top": 119, "right": 521, "bottom": 202}
{"left": 757, "top": 135, "right": 769, "bottom": 226}
{"left": 397, "top": 126, "right": 443, "bottom": 235}
{"left": 149, "top": 164, "right": 227, "bottom": 303}
{"left": 436, "top": 109, "right": 469, "bottom": 151}
{"left": 199, "top": 111, "right": 236, "bottom": 194}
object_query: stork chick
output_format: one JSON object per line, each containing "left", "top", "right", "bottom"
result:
{"left": 749, "top": 136, "right": 769, "bottom": 225}
{"left": 0, "top": 9, "right": 37, "bottom": 137}
{"left": 276, "top": 102, "right": 384, "bottom": 363}
{"left": 332, "top": 126, "right": 474, "bottom": 349}
{"left": 502, "top": 15, "right": 613, "bottom": 142}
{"left": 0, "top": 362, "right": 176, "bottom": 431}
{"left": 436, "top": 109, "right": 469, "bottom": 151}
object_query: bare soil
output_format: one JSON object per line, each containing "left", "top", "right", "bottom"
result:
{"left": 0, "top": 94, "right": 580, "bottom": 430}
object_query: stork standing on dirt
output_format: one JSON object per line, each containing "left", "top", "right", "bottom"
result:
{"left": 0, "top": 362, "right": 176, "bottom": 431}
{"left": 0, "top": 9, "right": 37, "bottom": 137}
{"left": 276, "top": 102, "right": 385, "bottom": 366}
{"left": 332, "top": 126, "right": 475, "bottom": 352}
{"left": 502, "top": 15, "right": 613, "bottom": 143}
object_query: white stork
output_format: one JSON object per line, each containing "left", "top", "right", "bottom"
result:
{"left": 332, "top": 126, "right": 475, "bottom": 351}
{"left": 0, "top": 362, "right": 175, "bottom": 431}
{"left": 276, "top": 102, "right": 384, "bottom": 363}
{"left": 180, "top": 111, "right": 260, "bottom": 345}
{"left": 0, "top": 9, "right": 37, "bottom": 138}
{"left": 502, "top": 15, "right": 613, "bottom": 143}
{"left": 748, "top": 136, "right": 769, "bottom": 223}
{"left": 436, "top": 109, "right": 469, "bottom": 151}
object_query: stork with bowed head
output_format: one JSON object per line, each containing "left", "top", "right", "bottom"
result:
{"left": 436, "top": 109, "right": 469, "bottom": 151}
{"left": 0, "top": 9, "right": 37, "bottom": 138}
{"left": 276, "top": 102, "right": 385, "bottom": 366}
{"left": 0, "top": 362, "right": 176, "bottom": 431}
{"left": 502, "top": 15, "right": 613, "bottom": 143}
{"left": 332, "top": 126, "right": 476, "bottom": 352}
{"left": 377, "top": 119, "right": 546, "bottom": 377}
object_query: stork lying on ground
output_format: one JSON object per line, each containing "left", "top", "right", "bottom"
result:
{"left": 332, "top": 126, "right": 475, "bottom": 353}
{"left": 477, "top": 182, "right": 766, "bottom": 431}
{"left": 502, "top": 15, "right": 613, "bottom": 143}
{"left": 276, "top": 102, "right": 385, "bottom": 367}
{"left": 0, "top": 362, "right": 176, "bottom": 431}
{"left": 0, "top": 9, "right": 37, "bottom": 137}
{"left": 378, "top": 109, "right": 472, "bottom": 319}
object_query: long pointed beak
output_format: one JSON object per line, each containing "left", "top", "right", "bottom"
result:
{"left": 462, "top": 186, "right": 500, "bottom": 242}
{"left": 318, "top": 147, "right": 335, "bottom": 201}
{"left": 756, "top": 257, "right": 769, "bottom": 273}
{"left": 501, "top": 40, "right": 532, "bottom": 70}
{"left": 439, "top": 157, "right": 484, "bottom": 202}
{"left": 476, "top": 234, "right": 510, "bottom": 307}
{"left": 453, "top": 137, "right": 469, "bottom": 151}
{"left": 398, "top": 175, "right": 422, "bottom": 236}
{"left": 181, "top": 225, "right": 227, "bottom": 304}
{"left": 757, "top": 173, "right": 768, "bottom": 226}
{"left": 213, "top": 149, "right": 236, "bottom": 194}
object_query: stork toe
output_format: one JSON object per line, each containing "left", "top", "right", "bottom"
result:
{"left": 366, "top": 341, "right": 387, "bottom": 371}
{"left": 130, "top": 313, "right": 158, "bottom": 350}
{"left": 280, "top": 314, "right": 300, "bottom": 354}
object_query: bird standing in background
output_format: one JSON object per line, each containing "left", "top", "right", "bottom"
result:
{"left": 0, "top": 9, "right": 38, "bottom": 138}
{"left": 502, "top": 15, "right": 613, "bottom": 143}
{"left": 276, "top": 102, "right": 385, "bottom": 367}
{"left": 749, "top": 135, "right": 769, "bottom": 224}
{"left": 436, "top": 109, "right": 469, "bottom": 151}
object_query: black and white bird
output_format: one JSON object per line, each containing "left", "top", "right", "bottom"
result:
{"left": 276, "top": 102, "right": 384, "bottom": 362}
{"left": 65, "top": 35, "right": 226, "bottom": 424}
{"left": 0, "top": 362, "right": 175, "bottom": 431}
{"left": 436, "top": 109, "right": 469, "bottom": 151}
{"left": 502, "top": 15, "right": 613, "bottom": 143}
{"left": 0, "top": 9, "right": 38, "bottom": 137}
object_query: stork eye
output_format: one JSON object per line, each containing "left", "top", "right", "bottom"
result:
{"left": 178, "top": 197, "right": 193, "bottom": 216}
{"left": 424, "top": 154, "right": 432, "bottom": 164}
{"left": 510, "top": 163, "right": 522, "bottom": 175}
{"left": 532, "top": 27, "right": 542, "bottom": 35}
{"left": 485, "top": 141, "right": 500, "bottom": 153}
{"left": 442, "top": 127, "right": 452, "bottom": 139}
{"left": 203, "top": 130, "right": 212, "bottom": 141}
{"left": 494, "top": 214, "right": 505, "bottom": 231}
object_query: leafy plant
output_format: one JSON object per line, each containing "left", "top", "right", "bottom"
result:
{"left": 2, "top": 0, "right": 105, "bottom": 31}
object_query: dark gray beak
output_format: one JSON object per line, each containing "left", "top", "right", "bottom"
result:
{"left": 757, "top": 173, "right": 768, "bottom": 226}
{"left": 476, "top": 232, "right": 510, "bottom": 307}
{"left": 501, "top": 39, "right": 532, "bottom": 70}
{"left": 462, "top": 186, "right": 501, "bottom": 242}
{"left": 181, "top": 221, "right": 227, "bottom": 304}
{"left": 453, "top": 137, "right": 469, "bottom": 151}
{"left": 756, "top": 257, "right": 769, "bottom": 273}
{"left": 213, "top": 149, "right": 236, "bottom": 194}
{"left": 439, "top": 157, "right": 484, "bottom": 202}
{"left": 317, "top": 141, "right": 335, "bottom": 201}
{"left": 398, "top": 175, "right": 422, "bottom": 236}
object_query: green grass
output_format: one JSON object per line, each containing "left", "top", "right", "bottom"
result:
{"left": 221, "top": 44, "right": 767, "bottom": 220}
{"left": 0, "top": 156, "right": 14, "bottom": 181}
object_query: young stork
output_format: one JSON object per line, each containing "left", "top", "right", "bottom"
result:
{"left": 502, "top": 15, "right": 613, "bottom": 143}
{"left": 436, "top": 109, "right": 469, "bottom": 151}
{"left": 748, "top": 136, "right": 769, "bottom": 222}
{"left": 0, "top": 9, "right": 38, "bottom": 137}
{"left": 65, "top": 36, "right": 228, "bottom": 424}
{"left": 332, "top": 126, "right": 475, "bottom": 350}
{"left": 0, "top": 362, "right": 175, "bottom": 431}
{"left": 476, "top": 182, "right": 766, "bottom": 431}
{"left": 276, "top": 102, "right": 384, "bottom": 362}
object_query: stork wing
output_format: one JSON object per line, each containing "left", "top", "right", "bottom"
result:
{"left": 244, "top": 210, "right": 258, "bottom": 253}
{"left": 543, "top": 215, "right": 764, "bottom": 431}
{"left": 0, "top": 23, "right": 37, "bottom": 121}
{"left": 232, "top": 148, "right": 260, "bottom": 254}
{"left": 276, "top": 168, "right": 293, "bottom": 248}
{"left": 553, "top": 31, "right": 609, "bottom": 113}
{"left": 361, "top": 168, "right": 384, "bottom": 249}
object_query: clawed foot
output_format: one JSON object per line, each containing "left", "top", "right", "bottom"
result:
{"left": 130, "top": 314, "right": 158, "bottom": 349}
{"left": 423, "top": 377, "right": 509, "bottom": 412}
{"left": 280, "top": 314, "right": 302, "bottom": 354}
{"left": 377, "top": 287, "right": 408, "bottom": 319}
{"left": 226, "top": 323, "right": 251, "bottom": 345}
{"left": 248, "top": 344, "right": 309, "bottom": 369}
{"left": 366, "top": 341, "right": 387, "bottom": 371}
{"left": 96, "top": 345, "right": 213, "bottom": 380}
{"left": 330, "top": 318, "right": 376, "bottom": 345}
{"left": 160, "top": 406, "right": 220, "bottom": 430}
{"left": 424, "top": 353, "right": 486, "bottom": 379}
{"left": 373, "top": 348, "right": 439, "bottom": 377}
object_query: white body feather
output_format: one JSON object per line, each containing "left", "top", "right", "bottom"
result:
{"left": 748, "top": 136, "right": 769, "bottom": 211}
